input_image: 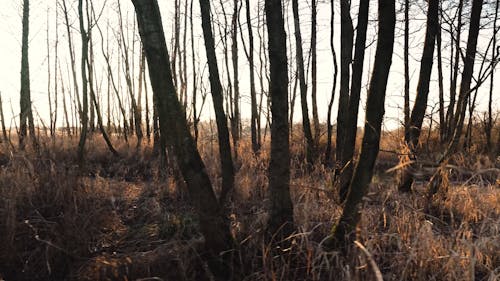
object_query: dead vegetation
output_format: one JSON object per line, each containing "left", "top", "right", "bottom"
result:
{"left": 0, "top": 132, "right": 498, "bottom": 281}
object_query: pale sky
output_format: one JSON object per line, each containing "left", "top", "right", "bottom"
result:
{"left": 0, "top": 0, "right": 498, "bottom": 136}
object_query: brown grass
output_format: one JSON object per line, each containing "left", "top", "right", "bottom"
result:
{"left": 0, "top": 130, "right": 499, "bottom": 281}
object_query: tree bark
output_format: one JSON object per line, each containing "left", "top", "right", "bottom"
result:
{"left": 198, "top": 0, "right": 235, "bottom": 205}
{"left": 445, "top": 0, "right": 483, "bottom": 157}
{"left": 231, "top": 0, "right": 240, "bottom": 160}
{"left": 132, "top": 1, "right": 236, "bottom": 278}
{"left": 77, "top": 0, "right": 89, "bottom": 163}
{"left": 487, "top": 0, "right": 499, "bottom": 152}
{"left": 311, "top": 0, "right": 320, "bottom": 146}
{"left": 265, "top": 0, "right": 294, "bottom": 238}
{"left": 325, "top": 0, "right": 338, "bottom": 167}
{"left": 404, "top": 0, "right": 410, "bottom": 135}
{"left": 246, "top": 0, "right": 260, "bottom": 154}
{"left": 292, "top": 0, "right": 316, "bottom": 166}
{"left": 398, "top": 0, "right": 439, "bottom": 192}
{"left": 322, "top": 0, "right": 395, "bottom": 251}
{"left": 19, "top": 0, "right": 37, "bottom": 150}
{"left": 335, "top": 0, "right": 354, "bottom": 176}
{"left": 338, "top": 0, "right": 370, "bottom": 201}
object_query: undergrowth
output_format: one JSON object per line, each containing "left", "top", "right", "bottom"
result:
{"left": 0, "top": 133, "right": 498, "bottom": 281}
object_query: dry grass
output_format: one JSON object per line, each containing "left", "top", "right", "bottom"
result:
{"left": 0, "top": 131, "right": 499, "bottom": 281}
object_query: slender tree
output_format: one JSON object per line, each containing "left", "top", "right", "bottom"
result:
{"left": 265, "top": 0, "right": 295, "bottom": 238}
{"left": 231, "top": 0, "right": 241, "bottom": 160}
{"left": 335, "top": 0, "right": 354, "bottom": 177}
{"left": 311, "top": 0, "right": 320, "bottom": 145}
{"left": 404, "top": 0, "right": 410, "bottom": 135}
{"left": 398, "top": 0, "right": 439, "bottom": 192}
{"left": 292, "top": 0, "right": 316, "bottom": 166}
{"left": 132, "top": 1, "right": 236, "bottom": 278}
{"left": 246, "top": 0, "right": 259, "bottom": 153}
{"left": 445, "top": 0, "right": 483, "bottom": 157}
{"left": 19, "top": 0, "right": 37, "bottom": 150}
{"left": 322, "top": 0, "right": 395, "bottom": 251}
{"left": 486, "top": 0, "right": 499, "bottom": 152}
{"left": 338, "top": 0, "right": 370, "bottom": 201}
{"left": 77, "top": 0, "right": 89, "bottom": 163}
{"left": 325, "top": 0, "right": 339, "bottom": 166}
{"left": 198, "top": 0, "right": 235, "bottom": 204}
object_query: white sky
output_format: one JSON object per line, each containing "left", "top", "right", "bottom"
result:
{"left": 0, "top": 0, "right": 498, "bottom": 135}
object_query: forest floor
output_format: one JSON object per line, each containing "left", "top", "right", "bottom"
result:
{"left": 0, "top": 132, "right": 499, "bottom": 281}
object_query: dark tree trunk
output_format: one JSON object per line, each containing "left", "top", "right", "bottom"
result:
{"left": 437, "top": 4, "right": 446, "bottom": 144}
{"left": 77, "top": 0, "right": 89, "bottom": 163}
{"left": 487, "top": 0, "right": 499, "bottom": 152}
{"left": 325, "top": 0, "right": 338, "bottom": 167}
{"left": 292, "top": 0, "right": 316, "bottom": 166}
{"left": 322, "top": 0, "right": 395, "bottom": 251}
{"left": 246, "top": 0, "right": 260, "bottom": 154}
{"left": 338, "top": 0, "right": 370, "bottom": 201}
{"left": 265, "top": 0, "right": 294, "bottom": 238}
{"left": 445, "top": 0, "right": 483, "bottom": 157}
{"left": 0, "top": 93, "right": 9, "bottom": 144}
{"left": 19, "top": 0, "right": 36, "bottom": 150}
{"left": 311, "top": 0, "right": 320, "bottom": 146}
{"left": 231, "top": 0, "right": 240, "bottom": 161}
{"left": 335, "top": 0, "right": 354, "bottom": 177}
{"left": 404, "top": 0, "right": 410, "bottom": 135}
{"left": 445, "top": 0, "right": 463, "bottom": 142}
{"left": 398, "top": 0, "right": 439, "bottom": 193}
{"left": 132, "top": 1, "right": 235, "bottom": 278}
{"left": 198, "top": 0, "right": 235, "bottom": 205}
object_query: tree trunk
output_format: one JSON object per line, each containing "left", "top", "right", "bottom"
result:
{"left": 231, "top": 0, "right": 240, "bottom": 160}
{"left": 445, "top": 0, "right": 463, "bottom": 142}
{"left": 118, "top": 0, "right": 143, "bottom": 146}
{"left": 487, "top": 0, "right": 499, "bottom": 152}
{"left": 322, "top": 0, "right": 395, "bottom": 251}
{"left": 246, "top": 0, "right": 259, "bottom": 154}
{"left": 19, "top": 0, "right": 37, "bottom": 150}
{"left": 292, "top": 0, "right": 316, "bottom": 166}
{"left": 77, "top": 0, "right": 89, "bottom": 163}
{"left": 445, "top": 0, "right": 483, "bottom": 157}
{"left": 311, "top": 0, "right": 320, "bottom": 146}
{"left": 265, "top": 0, "right": 294, "bottom": 238}
{"left": 198, "top": 0, "right": 235, "bottom": 205}
{"left": 398, "top": 0, "right": 439, "bottom": 192}
{"left": 132, "top": 1, "right": 236, "bottom": 278}
{"left": 437, "top": 4, "right": 445, "bottom": 144}
{"left": 325, "top": 0, "right": 339, "bottom": 167}
{"left": 0, "top": 93, "right": 9, "bottom": 144}
{"left": 335, "top": 0, "right": 354, "bottom": 177}
{"left": 404, "top": 0, "right": 410, "bottom": 135}
{"left": 338, "top": 0, "right": 370, "bottom": 201}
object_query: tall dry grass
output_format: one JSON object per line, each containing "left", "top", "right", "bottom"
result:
{"left": 0, "top": 129, "right": 498, "bottom": 280}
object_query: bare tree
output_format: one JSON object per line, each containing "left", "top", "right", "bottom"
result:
{"left": 19, "top": 0, "right": 37, "bottom": 150}
{"left": 445, "top": 0, "right": 483, "bottom": 156}
{"left": 486, "top": 0, "right": 499, "bottom": 152}
{"left": 335, "top": 0, "right": 354, "bottom": 178}
{"left": 311, "top": 0, "right": 320, "bottom": 146}
{"left": 292, "top": 0, "right": 316, "bottom": 166}
{"left": 132, "top": 0, "right": 236, "bottom": 278}
{"left": 338, "top": 0, "right": 370, "bottom": 201}
{"left": 77, "top": 0, "right": 89, "bottom": 163}
{"left": 245, "top": 0, "right": 259, "bottom": 153}
{"left": 325, "top": 0, "right": 338, "bottom": 166}
{"left": 265, "top": 0, "right": 294, "bottom": 238}
{"left": 404, "top": 0, "right": 410, "bottom": 135}
{"left": 231, "top": 0, "right": 241, "bottom": 160}
{"left": 322, "top": 0, "right": 395, "bottom": 251}
{"left": 198, "top": 0, "right": 235, "bottom": 205}
{"left": 398, "top": 0, "right": 439, "bottom": 192}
